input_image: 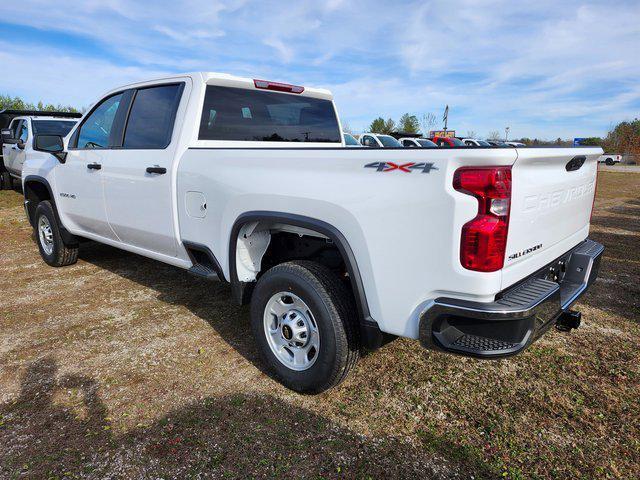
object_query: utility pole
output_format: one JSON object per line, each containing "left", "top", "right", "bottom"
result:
{"left": 443, "top": 105, "right": 449, "bottom": 134}
{"left": 505, "top": 126, "right": 510, "bottom": 141}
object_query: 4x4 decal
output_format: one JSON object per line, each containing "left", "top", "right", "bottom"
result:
{"left": 364, "top": 162, "right": 438, "bottom": 173}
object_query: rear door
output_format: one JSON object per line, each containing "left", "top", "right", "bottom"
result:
{"left": 501, "top": 147, "right": 602, "bottom": 288}
{"left": 101, "top": 81, "right": 186, "bottom": 257}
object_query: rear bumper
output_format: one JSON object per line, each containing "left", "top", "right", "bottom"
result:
{"left": 419, "top": 239, "right": 604, "bottom": 358}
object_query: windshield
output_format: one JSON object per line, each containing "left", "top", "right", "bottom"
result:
{"left": 417, "top": 139, "right": 437, "bottom": 148}
{"left": 32, "top": 120, "right": 77, "bottom": 136}
{"left": 343, "top": 133, "right": 359, "bottom": 145}
{"left": 476, "top": 140, "right": 491, "bottom": 146}
{"left": 377, "top": 135, "right": 401, "bottom": 147}
{"left": 450, "top": 137, "right": 464, "bottom": 146}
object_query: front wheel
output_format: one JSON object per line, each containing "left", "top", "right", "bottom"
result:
{"left": 34, "top": 200, "right": 78, "bottom": 267}
{"left": 0, "top": 171, "right": 11, "bottom": 190}
{"left": 250, "top": 261, "right": 360, "bottom": 393}
{"left": 605, "top": 158, "right": 614, "bottom": 166}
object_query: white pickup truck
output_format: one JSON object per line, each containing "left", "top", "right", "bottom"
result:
{"left": 598, "top": 154, "right": 622, "bottom": 166}
{"left": 1, "top": 113, "right": 79, "bottom": 189}
{"left": 22, "top": 72, "right": 604, "bottom": 393}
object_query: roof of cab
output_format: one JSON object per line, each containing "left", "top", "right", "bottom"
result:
{"left": 107, "top": 72, "right": 334, "bottom": 101}
{"left": 199, "top": 72, "right": 333, "bottom": 100}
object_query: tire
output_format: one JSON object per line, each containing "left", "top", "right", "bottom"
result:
{"left": 0, "top": 171, "right": 11, "bottom": 190}
{"left": 605, "top": 158, "right": 614, "bottom": 166}
{"left": 250, "top": 261, "right": 360, "bottom": 393}
{"left": 34, "top": 200, "right": 78, "bottom": 267}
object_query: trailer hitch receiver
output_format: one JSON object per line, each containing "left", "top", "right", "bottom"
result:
{"left": 556, "top": 310, "right": 581, "bottom": 332}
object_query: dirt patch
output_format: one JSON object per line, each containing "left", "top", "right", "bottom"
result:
{"left": 1, "top": 171, "right": 639, "bottom": 479}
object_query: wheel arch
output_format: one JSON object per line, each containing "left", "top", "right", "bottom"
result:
{"left": 23, "top": 175, "right": 55, "bottom": 226}
{"left": 23, "top": 175, "right": 77, "bottom": 245}
{"left": 228, "top": 211, "right": 377, "bottom": 328}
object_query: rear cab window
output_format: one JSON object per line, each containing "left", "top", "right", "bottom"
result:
{"left": 198, "top": 86, "right": 341, "bottom": 143}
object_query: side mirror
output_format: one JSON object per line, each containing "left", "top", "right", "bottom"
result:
{"left": 33, "top": 134, "right": 67, "bottom": 163}
{"left": 1, "top": 129, "right": 17, "bottom": 144}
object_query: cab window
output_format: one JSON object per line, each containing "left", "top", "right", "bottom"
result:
{"left": 18, "top": 122, "right": 28, "bottom": 143}
{"left": 76, "top": 93, "right": 123, "bottom": 149}
{"left": 123, "top": 84, "right": 183, "bottom": 149}
{"left": 8, "top": 119, "right": 21, "bottom": 138}
{"left": 362, "top": 136, "right": 377, "bottom": 147}
{"left": 198, "top": 86, "right": 341, "bottom": 143}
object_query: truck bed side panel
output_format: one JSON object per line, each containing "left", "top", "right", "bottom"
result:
{"left": 177, "top": 147, "right": 516, "bottom": 338}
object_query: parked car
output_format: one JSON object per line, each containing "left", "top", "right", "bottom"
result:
{"left": 343, "top": 132, "right": 361, "bottom": 147}
{"left": 1, "top": 114, "right": 79, "bottom": 189}
{"left": 505, "top": 141, "right": 526, "bottom": 148}
{"left": 486, "top": 140, "right": 511, "bottom": 147}
{"left": 0, "top": 110, "right": 81, "bottom": 189}
{"left": 22, "top": 72, "right": 604, "bottom": 393}
{"left": 360, "top": 133, "right": 402, "bottom": 148}
{"left": 461, "top": 138, "right": 492, "bottom": 147}
{"left": 399, "top": 137, "right": 438, "bottom": 148}
{"left": 430, "top": 136, "right": 465, "bottom": 148}
{"left": 598, "top": 154, "right": 621, "bottom": 166}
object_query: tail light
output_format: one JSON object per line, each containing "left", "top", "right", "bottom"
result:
{"left": 254, "top": 79, "right": 304, "bottom": 94}
{"left": 453, "top": 166, "right": 512, "bottom": 272}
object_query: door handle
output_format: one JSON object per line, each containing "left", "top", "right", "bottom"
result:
{"left": 146, "top": 166, "right": 167, "bottom": 174}
{"left": 87, "top": 163, "right": 102, "bottom": 170}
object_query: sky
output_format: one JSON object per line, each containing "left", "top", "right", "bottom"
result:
{"left": 0, "top": 0, "right": 639, "bottom": 139}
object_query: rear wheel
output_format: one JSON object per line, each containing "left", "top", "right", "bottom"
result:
{"left": 605, "top": 158, "right": 614, "bottom": 166}
{"left": 250, "top": 261, "right": 360, "bottom": 393}
{"left": 34, "top": 200, "right": 78, "bottom": 267}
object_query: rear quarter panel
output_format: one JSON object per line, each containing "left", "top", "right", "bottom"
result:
{"left": 177, "top": 147, "right": 516, "bottom": 338}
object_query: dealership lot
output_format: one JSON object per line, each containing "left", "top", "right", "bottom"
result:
{"left": 0, "top": 171, "right": 638, "bottom": 479}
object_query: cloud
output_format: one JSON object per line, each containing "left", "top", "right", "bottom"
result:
{"left": 0, "top": 0, "right": 638, "bottom": 138}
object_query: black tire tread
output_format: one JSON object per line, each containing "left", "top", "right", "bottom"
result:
{"left": 35, "top": 200, "right": 78, "bottom": 267}
{"left": 254, "top": 260, "right": 360, "bottom": 393}
{"left": 0, "top": 171, "right": 11, "bottom": 190}
{"left": 293, "top": 260, "right": 360, "bottom": 390}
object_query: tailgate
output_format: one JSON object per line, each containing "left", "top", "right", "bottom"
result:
{"left": 501, "top": 147, "right": 602, "bottom": 289}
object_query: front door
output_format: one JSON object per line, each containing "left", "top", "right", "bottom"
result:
{"left": 3, "top": 119, "right": 27, "bottom": 176}
{"left": 102, "top": 82, "right": 186, "bottom": 257}
{"left": 56, "top": 92, "right": 125, "bottom": 240}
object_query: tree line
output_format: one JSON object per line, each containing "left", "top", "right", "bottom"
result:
{"left": 0, "top": 94, "right": 79, "bottom": 113}
{"left": 364, "top": 113, "right": 436, "bottom": 135}
{"left": 360, "top": 111, "right": 640, "bottom": 156}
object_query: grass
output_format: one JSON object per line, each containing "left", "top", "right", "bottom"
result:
{"left": 0, "top": 169, "right": 638, "bottom": 479}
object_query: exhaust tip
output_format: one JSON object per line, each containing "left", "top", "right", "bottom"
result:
{"left": 556, "top": 310, "right": 581, "bottom": 332}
